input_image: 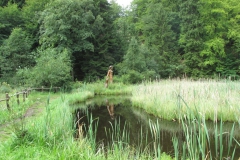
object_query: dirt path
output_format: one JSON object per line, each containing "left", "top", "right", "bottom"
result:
{"left": 0, "top": 94, "right": 60, "bottom": 140}
{"left": 0, "top": 102, "right": 44, "bottom": 138}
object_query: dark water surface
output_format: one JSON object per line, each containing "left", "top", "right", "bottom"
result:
{"left": 72, "top": 95, "right": 240, "bottom": 159}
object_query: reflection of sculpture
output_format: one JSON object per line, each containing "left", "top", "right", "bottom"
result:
{"left": 106, "top": 99, "right": 114, "bottom": 120}
{"left": 105, "top": 65, "right": 113, "bottom": 88}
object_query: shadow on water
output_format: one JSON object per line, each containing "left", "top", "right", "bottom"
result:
{"left": 72, "top": 95, "right": 240, "bottom": 159}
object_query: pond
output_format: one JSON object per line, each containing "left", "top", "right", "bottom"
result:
{"left": 72, "top": 95, "right": 240, "bottom": 159}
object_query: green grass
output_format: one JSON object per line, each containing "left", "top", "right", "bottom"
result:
{"left": 0, "top": 91, "right": 60, "bottom": 125}
{"left": 0, "top": 83, "right": 173, "bottom": 160}
{"left": 131, "top": 79, "right": 240, "bottom": 122}
{"left": 131, "top": 79, "right": 240, "bottom": 159}
{"left": 1, "top": 79, "right": 240, "bottom": 160}
{"left": 84, "top": 81, "right": 132, "bottom": 95}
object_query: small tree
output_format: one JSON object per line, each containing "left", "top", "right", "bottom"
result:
{"left": 17, "top": 48, "right": 72, "bottom": 87}
{"left": 118, "top": 36, "right": 161, "bottom": 83}
{"left": 120, "top": 37, "right": 146, "bottom": 73}
{"left": 0, "top": 28, "right": 34, "bottom": 82}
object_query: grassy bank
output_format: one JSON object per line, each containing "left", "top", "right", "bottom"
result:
{"left": 1, "top": 80, "right": 239, "bottom": 159}
{"left": 0, "top": 82, "right": 173, "bottom": 160}
{"left": 0, "top": 92, "right": 58, "bottom": 126}
{"left": 131, "top": 79, "right": 240, "bottom": 122}
{"left": 131, "top": 79, "right": 240, "bottom": 159}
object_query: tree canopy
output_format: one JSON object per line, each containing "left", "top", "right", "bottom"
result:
{"left": 0, "top": 0, "right": 240, "bottom": 86}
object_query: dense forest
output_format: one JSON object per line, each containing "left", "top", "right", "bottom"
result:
{"left": 0, "top": 0, "right": 240, "bottom": 87}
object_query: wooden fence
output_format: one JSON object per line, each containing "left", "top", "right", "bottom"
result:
{"left": 0, "top": 87, "right": 61, "bottom": 111}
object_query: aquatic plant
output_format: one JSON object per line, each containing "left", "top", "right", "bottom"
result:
{"left": 131, "top": 79, "right": 240, "bottom": 122}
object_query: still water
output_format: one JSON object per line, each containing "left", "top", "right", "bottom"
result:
{"left": 72, "top": 95, "right": 240, "bottom": 159}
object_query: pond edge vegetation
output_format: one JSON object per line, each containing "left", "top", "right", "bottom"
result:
{"left": 0, "top": 79, "right": 240, "bottom": 159}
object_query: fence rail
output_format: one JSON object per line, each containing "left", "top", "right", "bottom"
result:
{"left": 0, "top": 87, "right": 61, "bottom": 111}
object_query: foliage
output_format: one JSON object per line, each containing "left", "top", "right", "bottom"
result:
{"left": 117, "top": 37, "right": 154, "bottom": 83}
{"left": 21, "top": 0, "right": 51, "bottom": 44}
{"left": 37, "top": 0, "right": 123, "bottom": 81}
{"left": 0, "top": 0, "right": 26, "bottom": 8}
{"left": 121, "top": 37, "right": 146, "bottom": 73}
{"left": 39, "top": 0, "right": 95, "bottom": 52}
{"left": 0, "top": 28, "right": 34, "bottom": 82}
{"left": 17, "top": 48, "right": 72, "bottom": 87}
{"left": 1, "top": 0, "right": 240, "bottom": 83}
{"left": 0, "top": 82, "right": 12, "bottom": 93}
{"left": 178, "top": 0, "right": 205, "bottom": 77}
{"left": 199, "top": 0, "right": 229, "bottom": 75}
{"left": 122, "top": 70, "right": 144, "bottom": 84}
{"left": 0, "top": 3, "right": 23, "bottom": 44}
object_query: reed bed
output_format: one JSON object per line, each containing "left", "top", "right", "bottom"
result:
{"left": 131, "top": 79, "right": 240, "bottom": 122}
{"left": 132, "top": 79, "right": 240, "bottom": 159}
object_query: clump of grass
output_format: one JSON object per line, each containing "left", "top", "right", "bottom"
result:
{"left": 67, "top": 91, "right": 94, "bottom": 105}
{"left": 171, "top": 104, "right": 239, "bottom": 160}
{"left": 0, "top": 95, "right": 29, "bottom": 125}
{"left": 0, "top": 82, "right": 12, "bottom": 93}
{"left": 83, "top": 81, "right": 133, "bottom": 95}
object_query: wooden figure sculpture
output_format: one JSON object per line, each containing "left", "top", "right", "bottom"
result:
{"left": 105, "top": 65, "right": 113, "bottom": 88}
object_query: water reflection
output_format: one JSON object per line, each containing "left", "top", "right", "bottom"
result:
{"left": 72, "top": 96, "right": 240, "bottom": 159}
{"left": 106, "top": 99, "right": 114, "bottom": 120}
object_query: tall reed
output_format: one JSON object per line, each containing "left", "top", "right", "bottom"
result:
{"left": 172, "top": 98, "right": 238, "bottom": 160}
{"left": 133, "top": 80, "right": 240, "bottom": 159}
{"left": 149, "top": 119, "right": 162, "bottom": 159}
{"left": 132, "top": 79, "right": 240, "bottom": 122}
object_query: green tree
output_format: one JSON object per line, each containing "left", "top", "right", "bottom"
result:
{"left": 0, "top": 28, "right": 34, "bottom": 81}
{"left": 178, "top": 0, "right": 204, "bottom": 77}
{"left": 22, "top": 0, "right": 50, "bottom": 46}
{"left": 127, "top": 0, "right": 148, "bottom": 38}
{"left": 0, "top": 0, "right": 25, "bottom": 8}
{"left": 221, "top": 0, "right": 240, "bottom": 78}
{"left": 0, "top": 3, "right": 23, "bottom": 44}
{"left": 107, "top": 0, "right": 126, "bottom": 63}
{"left": 117, "top": 37, "right": 148, "bottom": 83}
{"left": 120, "top": 37, "right": 146, "bottom": 73}
{"left": 18, "top": 48, "right": 72, "bottom": 87}
{"left": 110, "top": 2, "right": 134, "bottom": 66}
{"left": 199, "top": 0, "right": 229, "bottom": 76}
{"left": 39, "top": 0, "right": 95, "bottom": 52}
{"left": 39, "top": 0, "right": 124, "bottom": 81}
{"left": 0, "top": 0, "right": 8, "bottom": 7}
{"left": 142, "top": 1, "right": 181, "bottom": 78}
{"left": 77, "top": 0, "right": 123, "bottom": 80}
{"left": 38, "top": 0, "right": 96, "bottom": 81}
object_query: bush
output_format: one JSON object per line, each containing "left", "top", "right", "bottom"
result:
{"left": 0, "top": 82, "right": 12, "bottom": 93}
{"left": 142, "top": 70, "right": 157, "bottom": 80}
{"left": 122, "top": 70, "right": 144, "bottom": 84}
{"left": 16, "top": 48, "right": 72, "bottom": 88}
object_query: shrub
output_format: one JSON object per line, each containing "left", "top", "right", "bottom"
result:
{"left": 0, "top": 82, "right": 12, "bottom": 93}
{"left": 122, "top": 70, "right": 144, "bottom": 84}
{"left": 16, "top": 48, "right": 72, "bottom": 87}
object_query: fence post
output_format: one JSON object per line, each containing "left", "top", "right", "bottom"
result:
{"left": 23, "top": 91, "right": 25, "bottom": 102}
{"left": 17, "top": 92, "right": 20, "bottom": 105}
{"left": 6, "top": 93, "right": 10, "bottom": 110}
{"left": 25, "top": 88, "right": 28, "bottom": 98}
{"left": 42, "top": 86, "right": 44, "bottom": 92}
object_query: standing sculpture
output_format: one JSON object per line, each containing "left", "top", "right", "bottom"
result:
{"left": 105, "top": 65, "right": 113, "bottom": 88}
